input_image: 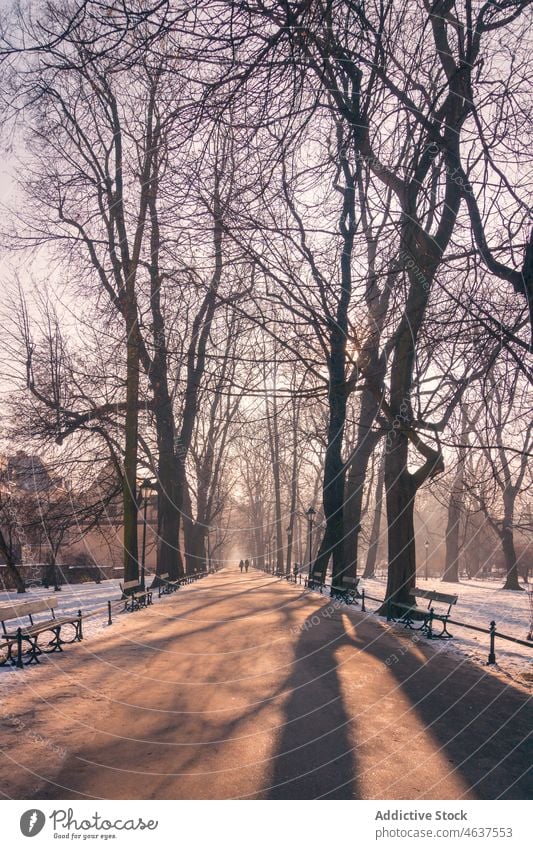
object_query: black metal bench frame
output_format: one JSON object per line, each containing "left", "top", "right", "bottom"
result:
{"left": 156, "top": 570, "right": 209, "bottom": 597}
{"left": 390, "top": 588, "right": 458, "bottom": 639}
{"left": 157, "top": 573, "right": 181, "bottom": 597}
{"left": 307, "top": 570, "right": 325, "bottom": 592}
{"left": 330, "top": 575, "right": 360, "bottom": 605}
{"left": 121, "top": 580, "right": 153, "bottom": 612}
{"left": 0, "top": 598, "right": 82, "bottom": 669}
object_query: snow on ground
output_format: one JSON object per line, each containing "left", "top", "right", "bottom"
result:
{"left": 358, "top": 576, "right": 533, "bottom": 689}
{"left": 0, "top": 578, "right": 124, "bottom": 639}
{"left": 0, "top": 577, "right": 175, "bottom": 692}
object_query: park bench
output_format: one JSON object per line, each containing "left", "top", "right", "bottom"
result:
{"left": 157, "top": 573, "right": 170, "bottom": 597}
{"left": 0, "top": 597, "right": 82, "bottom": 668}
{"left": 121, "top": 579, "right": 152, "bottom": 612}
{"left": 307, "top": 570, "right": 325, "bottom": 592}
{"left": 184, "top": 571, "right": 208, "bottom": 584}
{"left": 157, "top": 573, "right": 181, "bottom": 597}
{"left": 389, "top": 588, "right": 458, "bottom": 638}
{"left": 330, "top": 575, "right": 360, "bottom": 605}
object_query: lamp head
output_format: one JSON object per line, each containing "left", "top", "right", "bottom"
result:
{"left": 140, "top": 478, "right": 156, "bottom": 498}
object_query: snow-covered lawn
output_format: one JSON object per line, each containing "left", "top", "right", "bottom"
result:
{"left": 359, "top": 576, "right": 533, "bottom": 688}
{"left": 0, "top": 578, "right": 124, "bottom": 640}
{"left": 0, "top": 577, "right": 169, "bottom": 690}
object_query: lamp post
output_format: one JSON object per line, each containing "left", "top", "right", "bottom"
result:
{"left": 306, "top": 506, "right": 316, "bottom": 580}
{"left": 139, "top": 478, "right": 156, "bottom": 590}
{"left": 425, "top": 539, "right": 429, "bottom": 581}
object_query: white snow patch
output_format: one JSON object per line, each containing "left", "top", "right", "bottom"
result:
{"left": 0, "top": 577, "right": 178, "bottom": 692}
{"left": 359, "top": 576, "right": 533, "bottom": 689}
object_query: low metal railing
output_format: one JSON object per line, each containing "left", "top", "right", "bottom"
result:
{"left": 1, "top": 568, "right": 212, "bottom": 666}
{"left": 266, "top": 577, "right": 532, "bottom": 667}
{"left": 358, "top": 589, "right": 532, "bottom": 665}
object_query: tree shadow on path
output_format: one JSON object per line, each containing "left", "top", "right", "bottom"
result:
{"left": 355, "top": 619, "right": 532, "bottom": 799}
{"left": 267, "top": 602, "right": 358, "bottom": 799}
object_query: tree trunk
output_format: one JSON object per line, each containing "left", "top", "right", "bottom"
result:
{"left": 378, "top": 217, "right": 450, "bottom": 613}
{"left": 122, "top": 291, "right": 141, "bottom": 585}
{"left": 156, "top": 462, "right": 182, "bottom": 581}
{"left": 443, "top": 421, "right": 468, "bottom": 582}
{"left": 147, "top": 190, "right": 182, "bottom": 582}
{"left": 44, "top": 562, "right": 60, "bottom": 591}
{"left": 12, "top": 566, "right": 26, "bottom": 593}
{"left": 0, "top": 527, "right": 25, "bottom": 592}
{"left": 501, "top": 513, "right": 523, "bottom": 591}
{"left": 184, "top": 521, "right": 207, "bottom": 575}
{"left": 379, "top": 280, "right": 421, "bottom": 614}
{"left": 254, "top": 522, "right": 265, "bottom": 569}
{"left": 266, "top": 379, "right": 284, "bottom": 575}
{"left": 443, "top": 491, "right": 461, "bottom": 582}
{"left": 313, "top": 372, "right": 348, "bottom": 585}
{"left": 312, "top": 147, "right": 354, "bottom": 585}
{"left": 6, "top": 560, "right": 25, "bottom": 593}
{"left": 463, "top": 511, "right": 481, "bottom": 578}
{"left": 363, "top": 451, "right": 385, "bottom": 579}
{"left": 153, "top": 399, "right": 182, "bottom": 581}
{"left": 181, "top": 479, "right": 199, "bottom": 575}
{"left": 343, "top": 386, "right": 382, "bottom": 581}
{"left": 286, "top": 404, "right": 299, "bottom": 575}
{"left": 172, "top": 181, "right": 222, "bottom": 576}
{"left": 380, "top": 431, "right": 418, "bottom": 613}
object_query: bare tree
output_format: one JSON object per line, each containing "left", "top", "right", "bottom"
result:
{"left": 463, "top": 366, "right": 532, "bottom": 590}
{"left": 0, "top": 475, "right": 26, "bottom": 593}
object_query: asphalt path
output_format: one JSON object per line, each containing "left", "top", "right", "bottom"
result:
{"left": 0, "top": 568, "right": 531, "bottom": 799}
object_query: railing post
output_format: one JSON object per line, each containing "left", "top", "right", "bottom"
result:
{"left": 16, "top": 627, "right": 23, "bottom": 669}
{"left": 107, "top": 600, "right": 112, "bottom": 626}
{"left": 488, "top": 620, "right": 496, "bottom": 665}
{"left": 427, "top": 609, "right": 434, "bottom": 640}
{"left": 361, "top": 589, "right": 365, "bottom": 612}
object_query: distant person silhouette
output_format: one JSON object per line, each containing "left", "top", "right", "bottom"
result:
{"left": 245, "top": 559, "right": 250, "bottom": 573}
{"left": 239, "top": 560, "right": 244, "bottom": 573}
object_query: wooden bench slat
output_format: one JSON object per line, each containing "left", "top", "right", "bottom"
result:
{"left": 391, "top": 587, "right": 458, "bottom": 639}
{"left": 0, "top": 597, "right": 58, "bottom": 621}
{"left": 396, "top": 606, "right": 428, "bottom": 617}
{"left": 412, "top": 588, "right": 434, "bottom": 600}
{"left": 4, "top": 613, "right": 82, "bottom": 634}
{"left": 413, "top": 588, "right": 458, "bottom": 606}
{"left": 18, "top": 622, "right": 60, "bottom": 636}
{"left": 431, "top": 592, "right": 458, "bottom": 605}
